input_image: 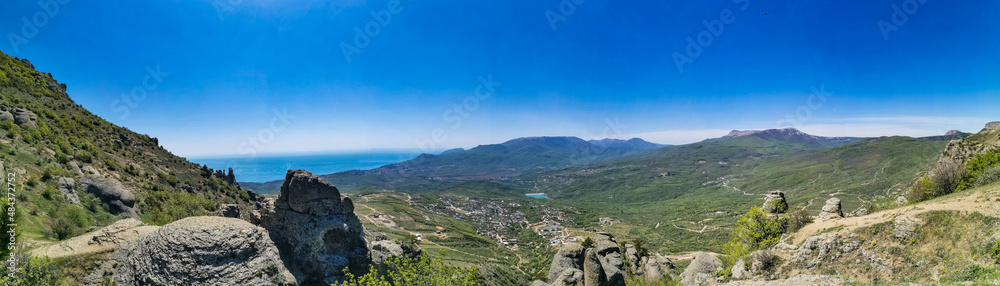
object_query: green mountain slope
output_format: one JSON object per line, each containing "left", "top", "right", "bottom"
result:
{"left": 0, "top": 51, "right": 255, "bottom": 248}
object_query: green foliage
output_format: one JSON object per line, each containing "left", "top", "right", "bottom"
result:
{"left": 582, "top": 237, "right": 595, "bottom": 249}
{"left": 784, "top": 209, "right": 813, "bottom": 233}
{"left": 139, "top": 188, "right": 217, "bottom": 226}
{"left": 959, "top": 149, "right": 1000, "bottom": 191}
{"left": 0, "top": 256, "right": 60, "bottom": 286}
{"left": 722, "top": 206, "right": 787, "bottom": 262}
{"left": 625, "top": 276, "right": 682, "bottom": 286}
{"left": 342, "top": 254, "right": 480, "bottom": 286}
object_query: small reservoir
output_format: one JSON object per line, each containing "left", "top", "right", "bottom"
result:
{"left": 525, "top": 193, "right": 550, "bottom": 199}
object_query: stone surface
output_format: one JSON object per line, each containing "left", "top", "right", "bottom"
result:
{"left": 792, "top": 234, "right": 840, "bottom": 269}
{"left": 817, "top": 197, "right": 843, "bottom": 221}
{"left": 258, "top": 169, "right": 370, "bottom": 284}
{"left": 681, "top": 252, "right": 722, "bottom": 286}
{"left": 370, "top": 240, "right": 421, "bottom": 265}
{"left": 104, "top": 216, "right": 295, "bottom": 286}
{"left": 220, "top": 204, "right": 242, "bottom": 219}
{"left": 582, "top": 248, "right": 605, "bottom": 286}
{"left": 82, "top": 165, "right": 101, "bottom": 176}
{"left": 762, "top": 190, "right": 788, "bottom": 214}
{"left": 731, "top": 259, "right": 750, "bottom": 280}
{"left": 548, "top": 243, "right": 584, "bottom": 283}
{"left": 56, "top": 176, "right": 79, "bottom": 204}
{"left": 79, "top": 175, "right": 135, "bottom": 216}
{"left": 722, "top": 275, "right": 843, "bottom": 286}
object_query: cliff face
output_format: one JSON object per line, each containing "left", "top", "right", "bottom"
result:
{"left": 929, "top": 122, "right": 1000, "bottom": 178}
{"left": 256, "top": 169, "right": 371, "bottom": 285}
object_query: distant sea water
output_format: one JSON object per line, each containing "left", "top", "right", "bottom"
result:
{"left": 190, "top": 152, "right": 417, "bottom": 183}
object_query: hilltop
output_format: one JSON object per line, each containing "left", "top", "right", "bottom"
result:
{"left": 0, "top": 50, "right": 256, "bottom": 255}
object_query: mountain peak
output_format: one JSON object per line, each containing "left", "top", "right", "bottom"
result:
{"left": 723, "top": 128, "right": 807, "bottom": 138}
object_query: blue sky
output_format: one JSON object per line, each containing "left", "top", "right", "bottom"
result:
{"left": 2, "top": 0, "right": 998, "bottom": 157}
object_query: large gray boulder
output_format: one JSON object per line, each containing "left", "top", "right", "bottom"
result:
{"left": 105, "top": 216, "right": 295, "bottom": 286}
{"left": 12, "top": 108, "right": 37, "bottom": 128}
{"left": 582, "top": 248, "right": 605, "bottom": 286}
{"left": 258, "top": 170, "right": 370, "bottom": 284}
{"left": 370, "top": 240, "right": 421, "bottom": 265}
{"left": 594, "top": 233, "right": 625, "bottom": 286}
{"left": 56, "top": 176, "right": 79, "bottom": 204}
{"left": 548, "top": 243, "right": 584, "bottom": 283}
{"left": 818, "top": 198, "right": 843, "bottom": 221}
{"left": 79, "top": 175, "right": 135, "bottom": 216}
{"left": 681, "top": 252, "right": 723, "bottom": 286}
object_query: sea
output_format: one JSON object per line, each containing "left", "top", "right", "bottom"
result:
{"left": 189, "top": 152, "right": 417, "bottom": 183}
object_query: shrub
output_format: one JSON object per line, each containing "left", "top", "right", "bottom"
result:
{"left": 342, "top": 254, "right": 480, "bottom": 286}
{"left": 50, "top": 214, "right": 77, "bottom": 240}
{"left": 0, "top": 256, "right": 60, "bottom": 286}
{"left": 784, "top": 209, "right": 813, "bottom": 233}
{"left": 582, "top": 237, "right": 595, "bottom": 249}
{"left": 722, "top": 206, "right": 787, "bottom": 262}
{"left": 959, "top": 149, "right": 1000, "bottom": 191}
{"left": 970, "top": 165, "right": 1000, "bottom": 189}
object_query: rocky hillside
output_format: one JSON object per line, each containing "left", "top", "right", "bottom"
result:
{"left": 0, "top": 50, "right": 256, "bottom": 255}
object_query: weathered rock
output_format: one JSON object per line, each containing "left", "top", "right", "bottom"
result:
{"left": 681, "top": 252, "right": 723, "bottom": 286}
{"left": 594, "top": 233, "right": 626, "bottom": 286}
{"left": 625, "top": 244, "right": 640, "bottom": 273}
{"left": 220, "top": 204, "right": 242, "bottom": 219}
{"left": 731, "top": 259, "right": 750, "bottom": 280}
{"left": 548, "top": 243, "right": 585, "bottom": 283}
{"left": 583, "top": 248, "right": 605, "bottom": 286}
{"left": 79, "top": 175, "right": 135, "bottom": 216}
{"left": 34, "top": 218, "right": 159, "bottom": 260}
{"left": 258, "top": 169, "right": 370, "bottom": 284}
{"left": 642, "top": 255, "right": 666, "bottom": 282}
{"left": 370, "top": 240, "right": 421, "bottom": 265}
{"left": 654, "top": 253, "right": 675, "bottom": 270}
{"left": 533, "top": 280, "right": 552, "bottom": 286}
{"left": 893, "top": 216, "right": 920, "bottom": 242}
{"left": 56, "top": 176, "right": 79, "bottom": 204}
{"left": 68, "top": 161, "right": 83, "bottom": 176}
{"left": 549, "top": 268, "right": 584, "bottom": 286}
{"left": 982, "top": 121, "right": 1000, "bottom": 133}
{"left": 0, "top": 110, "right": 13, "bottom": 123}
{"left": 793, "top": 234, "right": 840, "bottom": 269}
{"left": 762, "top": 190, "right": 788, "bottom": 214}
{"left": 82, "top": 165, "right": 101, "bottom": 176}
{"left": 12, "top": 108, "right": 37, "bottom": 127}
{"left": 817, "top": 197, "right": 843, "bottom": 221}
{"left": 105, "top": 216, "right": 295, "bottom": 286}
{"left": 896, "top": 196, "right": 908, "bottom": 206}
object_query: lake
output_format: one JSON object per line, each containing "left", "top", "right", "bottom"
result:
{"left": 190, "top": 152, "right": 417, "bottom": 183}
{"left": 525, "top": 193, "right": 550, "bottom": 199}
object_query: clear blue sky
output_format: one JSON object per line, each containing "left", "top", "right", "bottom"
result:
{"left": 2, "top": 0, "right": 998, "bottom": 157}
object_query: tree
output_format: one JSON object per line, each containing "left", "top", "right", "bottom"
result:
{"left": 582, "top": 237, "right": 595, "bottom": 249}
{"left": 722, "top": 206, "right": 787, "bottom": 262}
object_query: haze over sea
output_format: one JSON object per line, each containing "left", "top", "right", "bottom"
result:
{"left": 190, "top": 152, "right": 417, "bottom": 183}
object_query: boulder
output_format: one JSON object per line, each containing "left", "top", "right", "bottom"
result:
{"left": 68, "top": 161, "right": 83, "bottom": 176}
{"left": 681, "top": 252, "right": 722, "bottom": 286}
{"left": 594, "top": 233, "right": 626, "bottom": 286}
{"left": 549, "top": 268, "right": 584, "bottom": 286}
{"left": 79, "top": 175, "right": 135, "bottom": 216}
{"left": 893, "top": 216, "right": 920, "bottom": 242}
{"left": 220, "top": 204, "right": 242, "bottom": 219}
{"left": 548, "top": 243, "right": 584, "bottom": 283}
{"left": 642, "top": 255, "right": 666, "bottom": 282}
{"left": 82, "top": 165, "right": 101, "bottom": 176}
{"left": 625, "top": 244, "right": 640, "bottom": 273}
{"left": 817, "top": 197, "right": 843, "bottom": 221}
{"left": 792, "top": 234, "right": 840, "bottom": 269}
{"left": 582, "top": 248, "right": 605, "bottom": 286}
{"left": 0, "top": 110, "right": 12, "bottom": 123}
{"left": 12, "top": 108, "right": 37, "bottom": 127}
{"left": 762, "top": 191, "right": 788, "bottom": 214}
{"left": 104, "top": 216, "right": 295, "bottom": 286}
{"left": 55, "top": 176, "right": 79, "bottom": 204}
{"left": 258, "top": 169, "right": 370, "bottom": 284}
{"left": 731, "top": 259, "right": 751, "bottom": 280}
{"left": 533, "top": 280, "right": 552, "bottom": 286}
{"left": 370, "top": 240, "right": 421, "bottom": 265}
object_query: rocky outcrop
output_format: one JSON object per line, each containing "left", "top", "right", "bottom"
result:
{"left": 762, "top": 191, "right": 788, "bottom": 214}
{"left": 792, "top": 234, "right": 839, "bottom": 269}
{"left": 723, "top": 274, "right": 843, "bottom": 286}
{"left": 594, "top": 233, "right": 626, "bottom": 286}
{"left": 538, "top": 233, "right": 645, "bottom": 286}
{"left": 817, "top": 198, "right": 843, "bottom": 221}
{"left": 982, "top": 121, "right": 1000, "bottom": 133}
{"left": 370, "top": 240, "right": 422, "bottom": 265}
{"left": 546, "top": 243, "right": 585, "bottom": 286}
{"left": 34, "top": 218, "right": 159, "bottom": 259}
{"left": 99, "top": 216, "right": 295, "bottom": 286}
{"left": 681, "top": 252, "right": 723, "bottom": 286}
{"left": 257, "top": 170, "right": 370, "bottom": 284}
{"left": 0, "top": 105, "right": 37, "bottom": 127}
{"left": 583, "top": 248, "right": 605, "bottom": 286}
{"left": 82, "top": 165, "right": 101, "bottom": 176}
{"left": 220, "top": 204, "right": 242, "bottom": 219}
{"left": 56, "top": 176, "right": 79, "bottom": 204}
{"left": 80, "top": 175, "right": 135, "bottom": 216}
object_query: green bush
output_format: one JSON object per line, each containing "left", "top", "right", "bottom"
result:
{"left": 343, "top": 254, "right": 480, "bottom": 286}
{"left": 0, "top": 256, "right": 60, "bottom": 286}
{"left": 722, "top": 206, "right": 787, "bottom": 262}
{"left": 970, "top": 165, "right": 1000, "bottom": 189}
{"left": 784, "top": 209, "right": 813, "bottom": 233}
{"left": 959, "top": 149, "right": 1000, "bottom": 191}
{"left": 582, "top": 237, "right": 595, "bottom": 249}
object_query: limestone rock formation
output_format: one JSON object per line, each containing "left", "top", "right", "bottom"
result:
{"left": 593, "top": 233, "right": 626, "bottom": 286}
{"left": 82, "top": 165, "right": 101, "bottom": 176}
{"left": 583, "top": 248, "right": 606, "bottom": 286}
{"left": 817, "top": 198, "right": 843, "bottom": 221}
{"left": 982, "top": 121, "right": 1000, "bottom": 133}
{"left": 34, "top": 218, "right": 159, "bottom": 260}
{"left": 102, "top": 216, "right": 295, "bottom": 286}
{"left": 539, "top": 233, "right": 641, "bottom": 286}
{"left": 220, "top": 204, "right": 242, "bottom": 219}
{"left": 723, "top": 274, "right": 843, "bottom": 285}
{"left": 56, "top": 176, "right": 79, "bottom": 204}
{"left": 0, "top": 105, "right": 37, "bottom": 127}
{"left": 547, "top": 243, "right": 585, "bottom": 285}
{"left": 370, "top": 240, "right": 421, "bottom": 265}
{"left": 257, "top": 169, "right": 370, "bottom": 284}
{"left": 762, "top": 190, "right": 788, "bottom": 214}
{"left": 681, "top": 252, "right": 722, "bottom": 286}
{"left": 79, "top": 175, "right": 135, "bottom": 216}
